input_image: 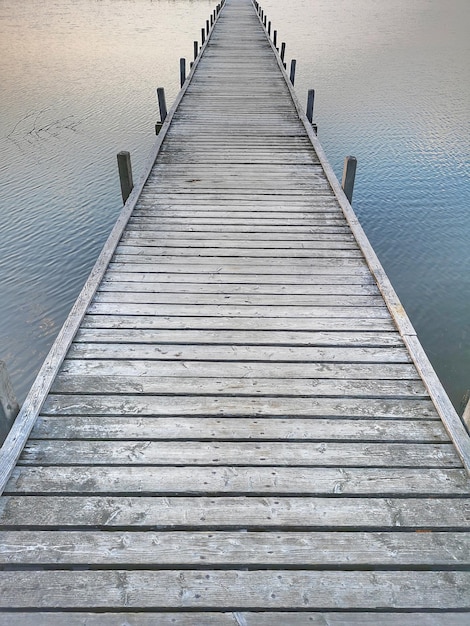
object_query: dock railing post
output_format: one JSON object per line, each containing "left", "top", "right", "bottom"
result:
{"left": 117, "top": 151, "right": 134, "bottom": 204}
{"left": 273, "top": 30, "right": 277, "bottom": 48}
{"left": 280, "top": 42, "right": 286, "bottom": 62}
{"left": 289, "top": 59, "right": 296, "bottom": 85}
{"left": 201, "top": 27, "right": 205, "bottom": 45}
{"left": 206, "top": 20, "right": 210, "bottom": 36}
{"left": 0, "top": 361, "right": 19, "bottom": 432}
{"left": 268, "top": 21, "right": 271, "bottom": 36}
{"left": 342, "top": 156, "right": 357, "bottom": 204}
{"left": 306, "top": 89, "right": 315, "bottom": 123}
{"left": 180, "top": 58, "right": 186, "bottom": 88}
{"left": 194, "top": 40, "right": 199, "bottom": 60}
{"left": 157, "top": 87, "right": 168, "bottom": 122}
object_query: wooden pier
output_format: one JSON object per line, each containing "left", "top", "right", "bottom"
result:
{"left": 1, "top": 0, "right": 470, "bottom": 621}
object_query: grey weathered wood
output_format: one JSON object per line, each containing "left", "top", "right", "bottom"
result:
{"left": 157, "top": 87, "right": 168, "bottom": 122}
{"left": 1, "top": 530, "right": 468, "bottom": 566}
{"left": 0, "top": 0, "right": 469, "bottom": 616}
{"left": 1, "top": 613, "right": 468, "bottom": 626}
{"left": 342, "top": 155, "right": 357, "bottom": 203}
{"left": 8, "top": 465, "right": 467, "bottom": 496}
{"left": 27, "top": 416, "right": 449, "bottom": 444}
{"left": 289, "top": 59, "right": 296, "bottom": 85}
{"left": 41, "top": 395, "right": 435, "bottom": 419}
{"left": 306, "top": 88, "right": 315, "bottom": 123}
{"left": 0, "top": 496, "right": 469, "bottom": 528}
{"left": 20, "top": 440, "right": 459, "bottom": 468}
{"left": 117, "top": 151, "right": 133, "bottom": 203}
{"left": 180, "top": 57, "right": 186, "bottom": 88}
{"left": 0, "top": 361, "right": 19, "bottom": 429}
{"left": 1, "top": 570, "right": 469, "bottom": 609}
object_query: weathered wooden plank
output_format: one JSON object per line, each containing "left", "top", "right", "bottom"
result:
{"left": 121, "top": 231, "right": 356, "bottom": 242}
{"left": 40, "top": 395, "right": 436, "bottom": 418}
{"left": 59, "top": 358, "right": 418, "bottom": 380}
{"left": 93, "top": 292, "right": 382, "bottom": 307}
{"left": 30, "top": 415, "right": 442, "bottom": 441}
{"left": 19, "top": 440, "right": 460, "bottom": 467}
{"left": 74, "top": 328, "right": 402, "bottom": 347}
{"left": 51, "top": 375, "right": 426, "bottom": 398}
{"left": 67, "top": 343, "right": 410, "bottom": 363}
{"left": 0, "top": 570, "right": 469, "bottom": 609}
{"left": 0, "top": 496, "right": 469, "bottom": 529}
{"left": 1, "top": 530, "right": 469, "bottom": 566}
{"left": 119, "top": 236, "right": 359, "bottom": 250}
{"left": 1, "top": 613, "right": 468, "bottom": 626}
{"left": 114, "top": 245, "right": 362, "bottom": 259}
{"left": 8, "top": 466, "right": 467, "bottom": 496}
{"left": 107, "top": 260, "right": 372, "bottom": 275}
{"left": 101, "top": 278, "right": 380, "bottom": 295}
{"left": 81, "top": 314, "right": 397, "bottom": 332}
{"left": 87, "top": 303, "right": 391, "bottom": 318}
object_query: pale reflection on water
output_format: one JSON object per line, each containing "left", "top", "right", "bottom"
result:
{"left": 0, "top": 0, "right": 469, "bottom": 410}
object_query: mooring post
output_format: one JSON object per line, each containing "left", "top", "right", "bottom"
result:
{"left": 157, "top": 87, "right": 168, "bottom": 122}
{"left": 194, "top": 40, "right": 198, "bottom": 60}
{"left": 0, "top": 361, "right": 19, "bottom": 430}
{"left": 342, "top": 156, "right": 357, "bottom": 203}
{"left": 268, "top": 21, "right": 271, "bottom": 36}
{"left": 273, "top": 30, "right": 277, "bottom": 48}
{"left": 290, "top": 59, "right": 296, "bottom": 85}
{"left": 201, "top": 27, "right": 205, "bottom": 45}
{"left": 210, "top": 14, "right": 213, "bottom": 27}
{"left": 263, "top": 15, "right": 267, "bottom": 27}
{"left": 117, "top": 151, "right": 133, "bottom": 204}
{"left": 206, "top": 20, "right": 210, "bottom": 35}
{"left": 306, "top": 89, "right": 315, "bottom": 123}
{"left": 280, "top": 42, "right": 286, "bottom": 62}
{"left": 180, "top": 58, "right": 186, "bottom": 88}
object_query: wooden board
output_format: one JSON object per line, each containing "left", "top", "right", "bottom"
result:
{"left": 0, "top": 0, "right": 469, "bottom": 618}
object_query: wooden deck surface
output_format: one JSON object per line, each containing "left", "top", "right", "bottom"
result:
{"left": 1, "top": 0, "right": 470, "bottom": 622}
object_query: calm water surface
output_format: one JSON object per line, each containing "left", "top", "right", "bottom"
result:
{"left": 0, "top": 0, "right": 469, "bottom": 412}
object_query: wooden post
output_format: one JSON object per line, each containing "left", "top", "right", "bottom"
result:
{"left": 206, "top": 20, "right": 210, "bottom": 35}
{"left": 273, "top": 30, "right": 277, "bottom": 48}
{"left": 180, "top": 58, "right": 186, "bottom": 88}
{"left": 342, "top": 156, "right": 357, "bottom": 203}
{"left": 157, "top": 87, "right": 168, "bottom": 121}
{"left": 280, "top": 42, "right": 286, "bottom": 62}
{"left": 290, "top": 59, "right": 296, "bottom": 85}
{"left": 263, "top": 15, "right": 267, "bottom": 27}
{"left": 0, "top": 361, "right": 19, "bottom": 430}
{"left": 201, "top": 27, "right": 205, "bottom": 45}
{"left": 306, "top": 89, "right": 315, "bottom": 123}
{"left": 194, "top": 40, "right": 198, "bottom": 60}
{"left": 210, "top": 14, "right": 214, "bottom": 26}
{"left": 268, "top": 21, "right": 271, "bottom": 36}
{"left": 462, "top": 395, "right": 470, "bottom": 432}
{"left": 117, "top": 151, "right": 133, "bottom": 204}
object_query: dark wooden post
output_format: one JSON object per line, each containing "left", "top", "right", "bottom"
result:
{"left": 290, "top": 59, "right": 296, "bottom": 85}
{"left": 263, "top": 15, "right": 267, "bottom": 27}
{"left": 0, "top": 361, "right": 19, "bottom": 430}
{"left": 157, "top": 87, "right": 168, "bottom": 121}
{"left": 280, "top": 42, "right": 286, "bottom": 62}
{"left": 206, "top": 20, "right": 210, "bottom": 35}
{"left": 117, "top": 151, "right": 133, "bottom": 204}
{"left": 306, "top": 89, "right": 315, "bottom": 123}
{"left": 194, "top": 40, "right": 198, "bottom": 60}
{"left": 342, "top": 156, "right": 357, "bottom": 203}
{"left": 201, "top": 27, "right": 205, "bottom": 45}
{"left": 273, "top": 30, "right": 277, "bottom": 48}
{"left": 180, "top": 58, "right": 186, "bottom": 88}
{"left": 268, "top": 21, "right": 271, "bottom": 36}
{"left": 210, "top": 14, "right": 214, "bottom": 26}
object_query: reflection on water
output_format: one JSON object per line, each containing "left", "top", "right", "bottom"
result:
{"left": 0, "top": 0, "right": 469, "bottom": 409}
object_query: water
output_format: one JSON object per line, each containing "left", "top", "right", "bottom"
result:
{"left": 0, "top": 0, "right": 469, "bottom": 411}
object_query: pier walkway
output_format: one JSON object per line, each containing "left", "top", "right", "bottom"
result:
{"left": 1, "top": 0, "right": 470, "bottom": 621}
